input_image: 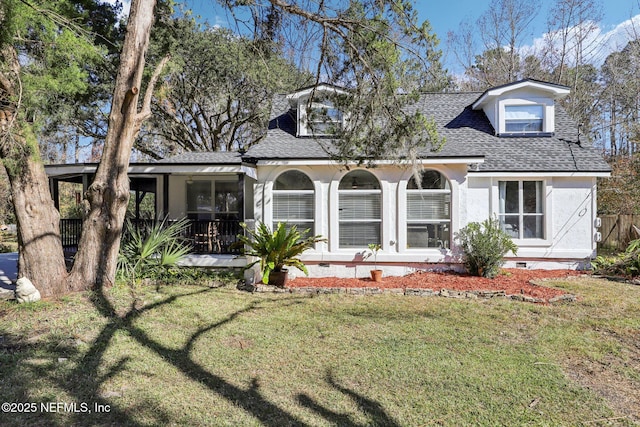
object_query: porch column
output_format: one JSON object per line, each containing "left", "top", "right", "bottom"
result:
{"left": 82, "top": 174, "right": 90, "bottom": 194}
{"left": 237, "top": 173, "right": 244, "bottom": 221}
{"left": 50, "top": 178, "right": 60, "bottom": 210}
{"left": 163, "top": 174, "right": 169, "bottom": 217}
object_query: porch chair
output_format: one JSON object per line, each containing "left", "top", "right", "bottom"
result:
{"left": 193, "top": 221, "right": 222, "bottom": 254}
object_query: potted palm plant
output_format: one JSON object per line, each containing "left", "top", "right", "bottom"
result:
{"left": 367, "top": 243, "right": 383, "bottom": 282}
{"left": 238, "top": 222, "right": 326, "bottom": 287}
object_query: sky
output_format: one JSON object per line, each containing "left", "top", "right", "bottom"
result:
{"left": 417, "top": 0, "right": 638, "bottom": 46}
{"left": 424, "top": 0, "right": 639, "bottom": 65}
{"left": 173, "top": 0, "right": 640, "bottom": 74}
{"left": 112, "top": 0, "right": 640, "bottom": 74}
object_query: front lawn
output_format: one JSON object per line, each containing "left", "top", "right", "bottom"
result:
{"left": 0, "top": 276, "right": 638, "bottom": 426}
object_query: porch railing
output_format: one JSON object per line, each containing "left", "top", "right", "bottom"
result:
{"left": 187, "top": 219, "right": 242, "bottom": 255}
{"left": 59, "top": 218, "right": 242, "bottom": 255}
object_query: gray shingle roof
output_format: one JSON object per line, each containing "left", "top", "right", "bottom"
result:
{"left": 245, "top": 91, "right": 611, "bottom": 173}
{"left": 157, "top": 151, "right": 243, "bottom": 164}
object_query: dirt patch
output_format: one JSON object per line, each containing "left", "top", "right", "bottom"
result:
{"left": 563, "top": 327, "right": 640, "bottom": 424}
{"left": 288, "top": 269, "right": 585, "bottom": 302}
{"left": 564, "top": 355, "right": 640, "bottom": 424}
{"left": 223, "top": 335, "right": 253, "bottom": 350}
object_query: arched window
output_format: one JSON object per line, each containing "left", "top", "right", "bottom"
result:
{"left": 273, "top": 170, "right": 315, "bottom": 235}
{"left": 338, "top": 170, "right": 381, "bottom": 248}
{"left": 406, "top": 170, "right": 451, "bottom": 248}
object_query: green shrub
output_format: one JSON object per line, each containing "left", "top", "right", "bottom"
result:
{"left": 456, "top": 217, "right": 518, "bottom": 278}
{"left": 237, "top": 222, "right": 325, "bottom": 284}
{"left": 0, "top": 230, "right": 18, "bottom": 253}
{"left": 152, "top": 267, "right": 239, "bottom": 287}
{"left": 592, "top": 238, "right": 640, "bottom": 278}
{"left": 117, "top": 217, "right": 191, "bottom": 286}
{"left": 0, "top": 242, "right": 16, "bottom": 253}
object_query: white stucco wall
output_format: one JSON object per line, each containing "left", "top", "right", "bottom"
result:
{"left": 465, "top": 176, "right": 492, "bottom": 224}
{"left": 466, "top": 174, "right": 597, "bottom": 269}
{"left": 254, "top": 163, "right": 466, "bottom": 278}
{"left": 546, "top": 177, "right": 597, "bottom": 257}
{"left": 253, "top": 164, "right": 601, "bottom": 278}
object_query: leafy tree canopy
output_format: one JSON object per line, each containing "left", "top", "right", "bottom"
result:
{"left": 597, "top": 155, "right": 640, "bottom": 214}
{"left": 213, "top": 0, "right": 451, "bottom": 163}
{"left": 0, "top": 0, "right": 123, "bottom": 165}
{"left": 137, "top": 17, "right": 313, "bottom": 158}
{"left": 0, "top": 0, "right": 121, "bottom": 125}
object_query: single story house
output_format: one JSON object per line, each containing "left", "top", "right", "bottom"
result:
{"left": 46, "top": 79, "right": 611, "bottom": 277}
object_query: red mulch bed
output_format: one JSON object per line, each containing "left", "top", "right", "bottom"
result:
{"left": 288, "top": 269, "right": 587, "bottom": 302}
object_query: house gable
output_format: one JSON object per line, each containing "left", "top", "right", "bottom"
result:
{"left": 471, "top": 79, "right": 570, "bottom": 137}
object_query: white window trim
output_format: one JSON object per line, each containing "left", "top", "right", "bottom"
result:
{"left": 328, "top": 169, "right": 389, "bottom": 253}
{"left": 504, "top": 105, "right": 543, "bottom": 133}
{"left": 491, "top": 178, "right": 552, "bottom": 247}
{"left": 397, "top": 168, "right": 458, "bottom": 254}
{"left": 497, "top": 98, "right": 554, "bottom": 135}
{"left": 261, "top": 168, "right": 325, "bottom": 252}
{"left": 267, "top": 169, "right": 320, "bottom": 250}
{"left": 405, "top": 183, "right": 452, "bottom": 250}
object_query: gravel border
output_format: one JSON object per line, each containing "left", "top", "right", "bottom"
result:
{"left": 239, "top": 283, "right": 577, "bottom": 304}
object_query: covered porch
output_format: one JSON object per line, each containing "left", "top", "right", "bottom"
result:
{"left": 58, "top": 218, "right": 243, "bottom": 255}
{"left": 45, "top": 153, "right": 257, "bottom": 266}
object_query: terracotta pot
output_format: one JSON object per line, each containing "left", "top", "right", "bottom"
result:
{"left": 268, "top": 269, "right": 289, "bottom": 287}
{"left": 370, "top": 269, "right": 383, "bottom": 282}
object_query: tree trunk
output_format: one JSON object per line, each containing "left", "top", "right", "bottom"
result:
{"left": 67, "top": 0, "right": 158, "bottom": 291}
{"left": 1, "top": 46, "right": 68, "bottom": 297}
{"left": 2, "top": 0, "right": 162, "bottom": 295}
{"left": 2, "top": 133, "right": 69, "bottom": 297}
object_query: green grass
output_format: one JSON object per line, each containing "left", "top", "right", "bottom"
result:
{"left": 0, "top": 277, "right": 639, "bottom": 426}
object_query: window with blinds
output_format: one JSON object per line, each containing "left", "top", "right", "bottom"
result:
{"left": 338, "top": 170, "right": 381, "bottom": 248}
{"left": 273, "top": 170, "right": 315, "bottom": 236}
{"left": 505, "top": 105, "right": 543, "bottom": 133}
{"left": 406, "top": 170, "right": 451, "bottom": 248}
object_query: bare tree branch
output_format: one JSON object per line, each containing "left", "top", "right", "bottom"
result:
{"left": 138, "top": 54, "right": 171, "bottom": 123}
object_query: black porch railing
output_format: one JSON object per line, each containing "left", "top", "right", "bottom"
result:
{"left": 60, "top": 218, "right": 242, "bottom": 255}
{"left": 186, "top": 219, "right": 242, "bottom": 255}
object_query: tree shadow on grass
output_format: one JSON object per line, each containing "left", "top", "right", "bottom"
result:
{"left": 90, "top": 285, "right": 315, "bottom": 426}
{"left": 296, "top": 370, "right": 401, "bottom": 427}
{"left": 1, "top": 285, "right": 311, "bottom": 426}
{"left": 2, "top": 283, "right": 400, "bottom": 426}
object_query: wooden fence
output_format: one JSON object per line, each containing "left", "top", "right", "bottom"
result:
{"left": 598, "top": 214, "right": 640, "bottom": 251}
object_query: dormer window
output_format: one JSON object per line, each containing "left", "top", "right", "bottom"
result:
{"left": 471, "top": 79, "right": 570, "bottom": 137}
{"left": 305, "top": 100, "right": 343, "bottom": 136}
{"left": 286, "top": 84, "right": 349, "bottom": 137}
{"left": 505, "top": 105, "right": 543, "bottom": 133}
